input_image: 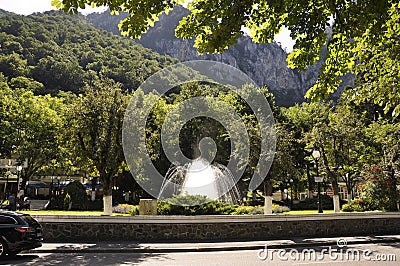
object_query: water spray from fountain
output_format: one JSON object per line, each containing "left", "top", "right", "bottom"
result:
{"left": 158, "top": 137, "right": 242, "bottom": 205}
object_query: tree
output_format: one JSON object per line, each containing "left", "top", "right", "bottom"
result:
{"left": 65, "top": 79, "right": 129, "bottom": 215}
{"left": 0, "top": 85, "right": 64, "bottom": 189}
{"left": 305, "top": 102, "right": 374, "bottom": 210}
{"left": 281, "top": 102, "right": 332, "bottom": 198}
{"left": 363, "top": 118, "right": 400, "bottom": 210}
{"left": 350, "top": 3, "right": 400, "bottom": 116}
{"left": 0, "top": 53, "right": 29, "bottom": 78}
{"left": 362, "top": 167, "right": 398, "bottom": 211}
{"left": 13, "top": 91, "right": 64, "bottom": 188}
{"left": 56, "top": 0, "right": 400, "bottom": 114}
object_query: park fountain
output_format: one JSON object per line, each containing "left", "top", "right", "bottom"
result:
{"left": 158, "top": 158, "right": 241, "bottom": 205}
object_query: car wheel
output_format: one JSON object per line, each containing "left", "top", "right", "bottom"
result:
{"left": 0, "top": 239, "right": 8, "bottom": 258}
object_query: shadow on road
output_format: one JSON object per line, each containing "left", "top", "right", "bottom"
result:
{"left": 1, "top": 253, "right": 170, "bottom": 265}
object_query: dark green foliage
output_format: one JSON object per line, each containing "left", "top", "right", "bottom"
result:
{"left": 128, "top": 205, "right": 140, "bottom": 216}
{"left": 341, "top": 198, "right": 374, "bottom": 212}
{"left": 63, "top": 181, "right": 87, "bottom": 210}
{"left": 291, "top": 195, "right": 339, "bottom": 210}
{"left": 0, "top": 10, "right": 177, "bottom": 95}
{"left": 86, "top": 200, "right": 103, "bottom": 211}
{"left": 361, "top": 167, "right": 398, "bottom": 211}
{"left": 231, "top": 205, "right": 264, "bottom": 215}
{"left": 157, "top": 194, "right": 237, "bottom": 215}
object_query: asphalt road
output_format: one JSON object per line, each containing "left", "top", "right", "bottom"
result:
{"left": 1, "top": 242, "right": 399, "bottom": 266}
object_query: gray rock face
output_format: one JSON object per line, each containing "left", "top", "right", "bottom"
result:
{"left": 87, "top": 6, "right": 352, "bottom": 106}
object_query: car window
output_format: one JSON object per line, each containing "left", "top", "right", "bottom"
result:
{"left": 22, "top": 214, "right": 40, "bottom": 227}
{"left": 0, "top": 215, "right": 17, "bottom": 225}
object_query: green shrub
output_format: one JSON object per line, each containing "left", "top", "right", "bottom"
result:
{"left": 112, "top": 204, "right": 138, "bottom": 214}
{"left": 252, "top": 206, "right": 265, "bottom": 214}
{"left": 341, "top": 198, "right": 375, "bottom": 212}
{"left": 156, "top": 194, "right": 237, "bottom": 215}
{"left": 129, "top": 205, "right": 140, "bottom": 215}
{"left": 64, "top": 193, "right": 71, "bottom": 210}
{"left": 231, "top": 205, "right": 253, "bottom": 215}
{"left": 272, "top": 204, "right": 290, "bottom": 213}
{"left": 63, "top": 181, "right": 88, "bottom": 210}
{"left": 362, "top": 167, "right": 398, "bottom": 211}
{"left": 138, "top": 194, "right": 292, "bottom": 216}
{"left": 164, "top": 194, "right": 210, "bottom": 206}
{"left": 157, "top": 200, "right": 172, "bottom": 215}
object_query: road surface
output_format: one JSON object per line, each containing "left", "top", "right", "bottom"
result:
{"left": 1, "top": 242, "right": 399, "bottom": 265}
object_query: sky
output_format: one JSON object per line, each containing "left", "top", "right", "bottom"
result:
{"left": 0, "top": 0, "right": 107, "bottom": 15}
{"left": 0, "top": 0, "right": 295, "bottom": 52}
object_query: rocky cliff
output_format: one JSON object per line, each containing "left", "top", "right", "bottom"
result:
{"left": 87, "top": 6, "right": 351, "bottom": 106}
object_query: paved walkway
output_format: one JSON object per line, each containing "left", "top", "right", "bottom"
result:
{"left": 26, "top": 235, "right": 400, "bottom": 253}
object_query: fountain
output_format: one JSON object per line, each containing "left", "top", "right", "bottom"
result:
{"left": 158, "top": 158, "right": 241, "bottom": 205}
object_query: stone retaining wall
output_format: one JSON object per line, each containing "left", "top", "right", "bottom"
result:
{"left": 32, "top": 213, "right": 400, "bottom": 242}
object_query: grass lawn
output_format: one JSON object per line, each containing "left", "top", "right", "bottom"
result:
{"left": 20, "top": 210, "right": 130, "bottom": 216}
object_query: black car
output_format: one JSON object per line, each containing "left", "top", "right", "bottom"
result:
{"left": 0, "top": 211, "right": 43, "bottom": 257}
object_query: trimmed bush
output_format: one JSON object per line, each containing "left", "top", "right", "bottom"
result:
{"left": 63, "top": 181, "right": 87, "bottom": 210}
{"left": 157, "top": 194, "right": 237, "bottom": 215}
{"left": 272, "top": 204, "right": 290, "bottom": 213}
{"left": 153, "top": 194, "right": 291, "bottom": 215}
{"left": 112, "top": 204, "right": 138, "bottom": 214}
{"left": 341, "top": 197, "right": 375, "bottom": 212}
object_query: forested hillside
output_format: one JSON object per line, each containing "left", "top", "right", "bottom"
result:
{"left": 0, "top": 10, "right": 177, "bottom": 95}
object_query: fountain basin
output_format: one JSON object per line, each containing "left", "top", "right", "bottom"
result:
{"left": 33, "top": 212, "right": 400, "bottom": 242}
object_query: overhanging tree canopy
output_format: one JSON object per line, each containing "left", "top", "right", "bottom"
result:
{"left": 55, "top": 0, "right": 400, "bottom": 115}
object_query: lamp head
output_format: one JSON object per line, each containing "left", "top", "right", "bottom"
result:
{"left": 312, "top": 150, "right": 321, "bottom": 159}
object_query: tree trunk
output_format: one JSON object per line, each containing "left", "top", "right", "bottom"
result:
{"left": 264, "top": 196, "right": 273, "bottom": 214}
{"left": 263, "top": 179, "right": 273, "bottom": 197}
{"left": 252, "top": 191, "right": 257, "bottom": 204}
{"left": 331, "top": 179, "right": 340, "bottom": 212}
{"left": 99, "top": 168, "right": 114, "bottom": 215}
{"left": 263, "top": 179, "right": 273, "bottom": 214}
{"left": 102, "top": 171, "right": 113, "bottom": 216}
{"left": 321, "top": 148, "right": 340, "bottom": 211}
{"left": 103, "top": 187, "right": 113, "bottom": 216}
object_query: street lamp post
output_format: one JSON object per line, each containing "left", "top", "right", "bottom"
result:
{"left": 16, "top": 165, "right": 22, "bottom": 196}
{"left": 289, "top": 178, "right": 294, "bottom": 208}
{"left": 285, "top": 182, "right": 289, "bottom": 205}
{"left": 50, "top": 176, "right": 54, "bottom": 197}
{"left": 5, "top": 170, "right": 11, "bottom": 199}
{"left": 57, "top": 176, "right": 61, "bottom": 197}
{"left": 312, "top": 150, "right": 323, "bottom": 214}
{"left": 48, "top": 176, "right": 54, "bottom": 210}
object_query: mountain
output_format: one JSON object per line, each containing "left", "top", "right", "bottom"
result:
{"left": 87, "top": 6, "right": 352, "bottom": 106}
{"left": 0, "top": 10, "right": 177, "bottom": 95}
